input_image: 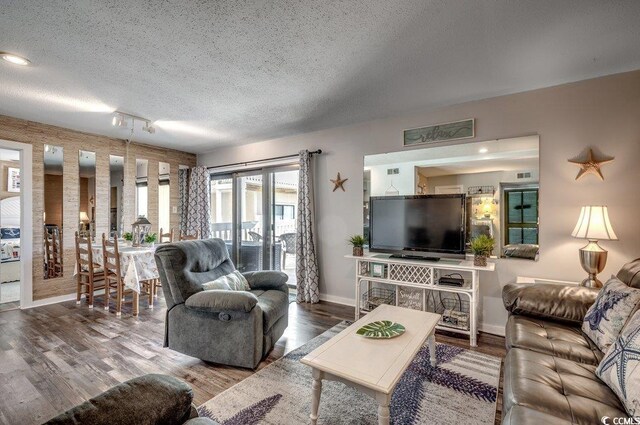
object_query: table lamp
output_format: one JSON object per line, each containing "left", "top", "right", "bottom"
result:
{"left": 79, "top": 211, "right": 90, "bottom": 223}
{"left": 571, "top": 206, "right": 618, "bottom": 288}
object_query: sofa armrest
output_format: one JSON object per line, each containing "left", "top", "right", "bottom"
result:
{"left": 243, "top": 271, "right": 289, "bottom": 291}
{"left": 502, "top": 282, "right": 598, "bottom": 325}
{"left": 185, "top": 290, "right": 258, "bottom": 313}
{"left": 44, "top": 374, "right": 194, "bottom": 425}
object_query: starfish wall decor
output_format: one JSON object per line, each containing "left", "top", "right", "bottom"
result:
{"left": 330, "top": 172, "right": 348, "bottom": 192}
{"left": 568, "top": 148, "right": 614, "bottom": 181}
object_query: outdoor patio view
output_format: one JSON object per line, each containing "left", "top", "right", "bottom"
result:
{"left": 210, "top": 169, "right": 298, "bottom": 287}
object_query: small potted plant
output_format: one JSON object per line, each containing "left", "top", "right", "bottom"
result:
{"left": 144, "top": 233, "right": 157, "bottom": 247}
{"left": 348, "top": 235, "right": 366, "bottom": 257}
{"left": 123, "top": 232, "right": 133, "bottom": 244}
{"left": 470, "top": 235, "right": 495, "bottom": 267}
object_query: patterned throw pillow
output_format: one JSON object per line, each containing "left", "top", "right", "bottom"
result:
{"left": 582, "top": 277, "right": 640, "bottom": 352}
{"left": 202, "top": 270, "right": 251, "bottom": 291}
{"left": 597, "top": 309, "right": 640, "bottom": 417}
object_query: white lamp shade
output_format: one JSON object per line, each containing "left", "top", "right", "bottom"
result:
{"left": 571, "top": 206, "right": 618, "bottom": 240}
{"left": 79, "top": 211, "right": 90, "bottom": 223}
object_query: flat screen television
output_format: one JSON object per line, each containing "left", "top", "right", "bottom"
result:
{"left": 369, "top": 194, "right": 466, "bottom": 255}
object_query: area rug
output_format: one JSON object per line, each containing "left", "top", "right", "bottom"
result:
{"left": 198, "top": 322, "right": 501, "bottom": 425}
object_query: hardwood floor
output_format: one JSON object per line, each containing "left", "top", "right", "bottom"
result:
{"left": 0, "top": 290, "right": 505, "bottom": 424}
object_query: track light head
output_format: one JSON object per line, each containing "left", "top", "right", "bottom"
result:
{"left": 111, "top": 113, "right": 128, "bottom": 128}
{"left": 142, "top": 121, "right": 156, "bottom": 134}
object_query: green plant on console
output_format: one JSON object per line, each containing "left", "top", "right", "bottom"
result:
{"left": 470, "top": 234, "right": 494, "bottom": 255}
{"left": 144, "top": 233, "right": 157, "bottom": 244}
{"left": 123, "top": 232, "right": 133, "bottom": 242}
{"left": 348, "top": 235, "right": 366, "bottom": 247}
{"left": 348, "top": 234, "right": 367, "bottom": 257}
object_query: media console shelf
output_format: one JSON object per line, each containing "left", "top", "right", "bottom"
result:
{"left": 346, "top": 252, "right": 495, "bottom": 346}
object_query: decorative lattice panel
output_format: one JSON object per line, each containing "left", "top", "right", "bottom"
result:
{"left": 388, "top": 264, "right": 433, "bottom": 285}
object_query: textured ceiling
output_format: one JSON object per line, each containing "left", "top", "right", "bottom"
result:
{"left": 1, "top": 1, "right": 640, "bottom": 154}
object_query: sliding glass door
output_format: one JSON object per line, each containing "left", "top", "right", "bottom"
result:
{"left": 210, "top": 166, "right": 299, "bottom": 285}
{"left": 237, "top": 172, "right": 266, "bottom": 272}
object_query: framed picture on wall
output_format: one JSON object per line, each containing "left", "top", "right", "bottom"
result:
{"left": 7, "top": 167, "right": 20, "bottom": 192}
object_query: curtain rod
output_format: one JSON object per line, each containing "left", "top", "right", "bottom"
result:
{"left": 207, "top": 149, "right": 322, "bottom": 171}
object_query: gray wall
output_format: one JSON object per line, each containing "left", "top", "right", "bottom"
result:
{"left": 199, "top": 70, "right": 640, "bottom": 335}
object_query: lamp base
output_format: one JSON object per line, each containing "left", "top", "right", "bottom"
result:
{"left": 578, "top": 240, "right": 607, "bottom": 289}
{"left": 579, "top": 275, "right": 604, "bottom": 288}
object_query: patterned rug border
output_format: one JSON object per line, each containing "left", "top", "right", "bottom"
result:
{"left": 199, "top": 321, "right": 502, "bottom": 425}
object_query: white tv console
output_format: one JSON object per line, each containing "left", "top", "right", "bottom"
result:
{"left": 346, "top": 252, "right": 495, "bottom": 346}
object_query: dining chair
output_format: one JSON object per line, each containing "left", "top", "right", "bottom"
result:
{"left": 45, "top": 231, "right": 63, "bottom": 278}
{"left": 102, "top": 233, "right": 138, "bottom": 316}
{"left": 75, "top": 231, "right": 106, "bottom": 308}
{"left": 179, "top": 229, "right": 199, "bottom": 241}
{"left": 248, "top": 231, "right": 262, "bottom": 242}
{"left": 154, "top": 228, "right": 174, "bottom": 294}
{"left": 44, "top": 234, "right": 53, "bottom": 278}
{"left": 159, "top": 228, "right": 174, "bottom": 243}
{"left": 279, "top": 232, "right": 297, "bottom": 269}
{"left": 102, "top": 234, "right": 155, "bottom": 316}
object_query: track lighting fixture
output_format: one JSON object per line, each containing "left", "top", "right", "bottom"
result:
{"left": 111, "top": 111, "right": 155, "bottom": 136}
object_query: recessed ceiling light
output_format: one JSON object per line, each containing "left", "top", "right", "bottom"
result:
{"left": 0, "top": 52, "right": 31, "bottom": 66}
{"left": 479, "top": 147, "right": 488, "bottom": 153}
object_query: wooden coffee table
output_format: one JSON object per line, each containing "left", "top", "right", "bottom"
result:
{"left": 301, "top": 304, "right": 440, "bottom": 425}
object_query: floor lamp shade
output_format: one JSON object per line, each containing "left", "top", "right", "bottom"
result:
{"left": 571, "top": 206, "right": 618, "bottom": 288}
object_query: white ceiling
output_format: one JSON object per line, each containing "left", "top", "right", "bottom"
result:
{"left": 1, "top": 1, "right": 639, "bottom": 154}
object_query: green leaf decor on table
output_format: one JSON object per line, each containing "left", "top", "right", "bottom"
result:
{"left": 356, "top": 320, "right": 406, "bottom": 339}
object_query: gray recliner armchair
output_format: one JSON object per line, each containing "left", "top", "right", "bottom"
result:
{"left": 155, "top": 238, "right": 289, "bottom": 369}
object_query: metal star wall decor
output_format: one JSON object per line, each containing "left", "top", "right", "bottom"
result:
{"left": 330, "top": 172, "right": 348, "bottom": 192}
{"left": 568, "top": 148, "right": 614, "bottom": 181}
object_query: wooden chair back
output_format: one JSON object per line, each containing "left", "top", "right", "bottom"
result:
{"left": 45, "top": 231, "right": 63, "bottom": 278}
{"left": 44, "top": 234, "right": 53, "bottom": 277}
{"left": 102, "top": 233, "right": 122, "bottom": 282}
{"left": 74, "top": 231, "right": 95, "bottom": 278}
{"left": 179, "top": 229, "right": 200, "bottom": 241}
{"left": 159, "top": 228, "right": 174, "bottom": 243}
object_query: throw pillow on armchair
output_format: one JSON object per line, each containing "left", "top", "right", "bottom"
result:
{"left": 582, "top": 276, "right": 640, "bottom": 352}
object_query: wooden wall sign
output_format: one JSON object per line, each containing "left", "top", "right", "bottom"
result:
{"left": 404, "top": 118, "right": 474, "bottom": 147}
{"left": 398, "top": 286, "right": 423, "bottom": 311}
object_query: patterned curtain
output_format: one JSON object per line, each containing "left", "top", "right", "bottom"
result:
{"left": 185, "top": 166, "right": 211, "bottom": 239}
{"left": 178, "top": 168, "right": 189, "bottom": 232}
{"left": 296, "top": 150, "right": 320, "bottom": 303}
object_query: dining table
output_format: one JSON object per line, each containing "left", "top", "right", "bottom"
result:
{"left": 76, "top": 243, "right": 160, "bottom": 312}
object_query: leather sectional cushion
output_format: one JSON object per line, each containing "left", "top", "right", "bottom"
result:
{"left": 506, "top": 315, "right": 603, "bottom": 365}
{"left": 503, "top": 282, "right": 598, "bottom": 325}
{"left": 501, "top": 405, "right": 574, "bottom": 425}
{"left": 503, "top": 348, "right": 628, "bottom": 424}
{"left": 617, "top": 258, "right": 640, "bottom": 289}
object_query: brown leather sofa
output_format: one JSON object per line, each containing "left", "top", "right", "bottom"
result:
{"left": 501, "top": 258, "right": 640, "bottom": 424}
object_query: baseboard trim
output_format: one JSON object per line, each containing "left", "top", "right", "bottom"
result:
{"left": 22, "top": 293, "right": 76, "bottom": 309}
{"left": 319, "top": 294, "right": 355, "bottom": 307}
{"left": 479, "top": 323, "right": 505, "bottom": 337}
